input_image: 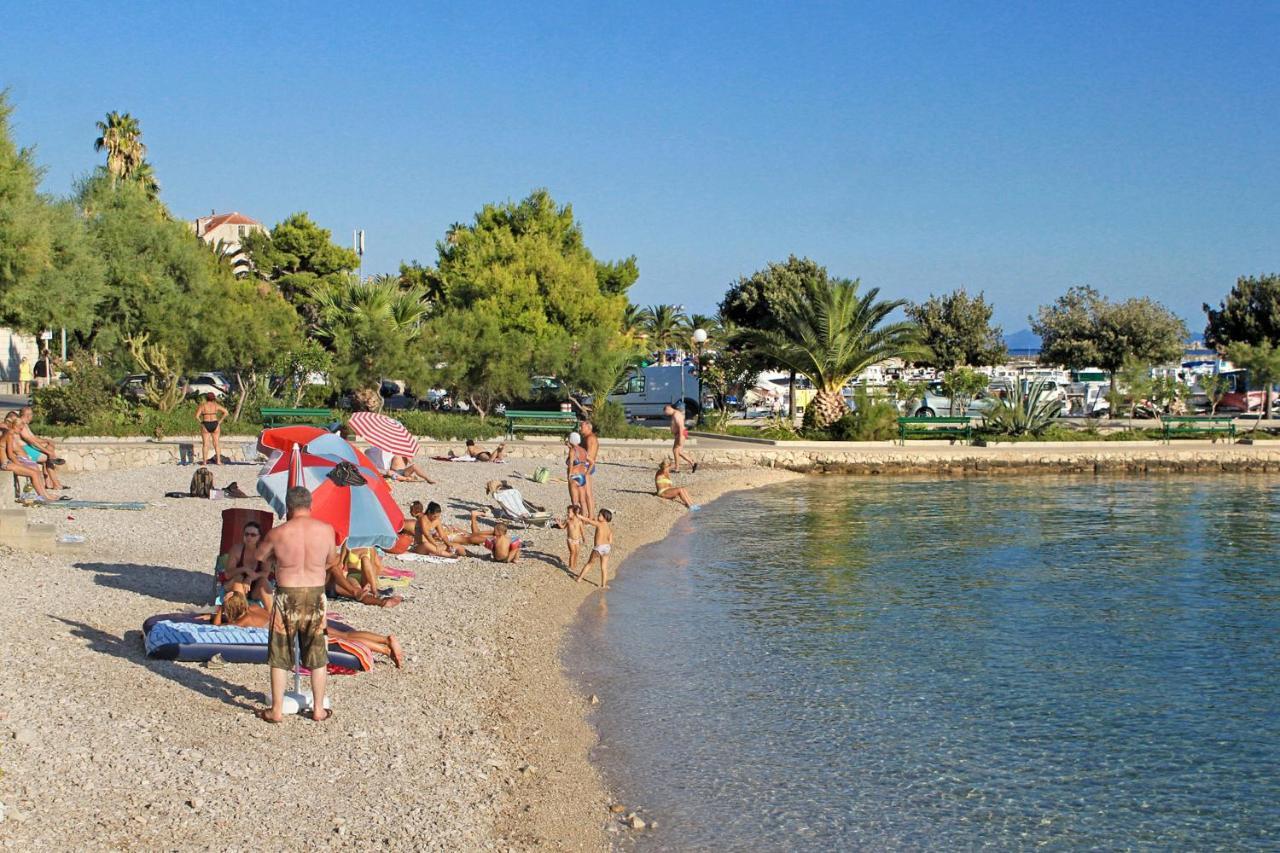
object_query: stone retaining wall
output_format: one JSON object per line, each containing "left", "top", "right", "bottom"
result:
{"left": 47, "top": 436, "right": 1280, "bottom": 476}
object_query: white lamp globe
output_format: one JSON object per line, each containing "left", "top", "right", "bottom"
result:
{"left": 692, "top": 328, "right": 708, "bottom": 344}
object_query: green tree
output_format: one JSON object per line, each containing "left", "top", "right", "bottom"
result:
{"left": 241, "top": 212, "right": 359, "bottom": 324}
{"left": 422, "top": 189, "right": 631, "bottom": 416}
{"left": 314, "top": 276, "right": 430, "bottom": 405}
{"left": 719, "top": 255, "right": 826, "bottom": 417}
{"left": 77, "top": 173, "right": 213, "bottom": 367}
{"left": 1199, "top": 372, "right": 1230, "bottom": 416}
{"left": 1204, "top": 274, "right": 1280, "bottom": 349}
{"left": 192, "top": 275, "right": 307, "bottom": 418}
{"left": 1032, "top": 286, "right": 1186, "bottom": 394}
{"left": 642, "top": 304, "right": 688, "bottom": 357}
{"left": 906, "top": 288, "right": 1007, "bottom": 370}
{"left": 1225, "top": 340, "right": 1280, "bottom": 429}
{"left": 940, "top": 367, "right": 990, "bottom": 416}
{"left": 747, "top": 277, "right": 923, "bottom": 428}
{"left": 93, "top": 111, "right": 146, "bottom": 182}
{"left": 0, "top": 94, "right": 106, "bottom": 339}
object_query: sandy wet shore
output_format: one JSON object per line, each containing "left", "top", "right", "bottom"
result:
{"left": 0, "top": 453, "right": 796, "bottom": 850}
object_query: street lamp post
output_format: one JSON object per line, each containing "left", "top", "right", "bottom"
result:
{"left": 692, "top": 328, "right": 708, "bottom": 423}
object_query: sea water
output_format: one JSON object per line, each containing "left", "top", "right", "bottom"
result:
{"left": 567, "top": 476, "right": 1280, "bottom": 850}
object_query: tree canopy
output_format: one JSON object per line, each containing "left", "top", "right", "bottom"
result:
{"left": 0, "top": 93, "right": 106, "bottom": 338}
{"left": 1031, "top": 286, "right": 1187, "bottom": 381}
{"left": 719, "top": 255, "right": 822, "bottom": 334}
{"left": 1203, "top": 274, "right": 1280, "bottom": 349}
{"left": 423, "top": 189, "right": 633, "bottom": 413}
{"left": 906, "top": 288, "right": 1006, "bottom": 370}
{"left": 241, "top": 212, "right": 359, "bottom": 323}
{"left": 748, "top": 277, "right": 923, "bottom": 427}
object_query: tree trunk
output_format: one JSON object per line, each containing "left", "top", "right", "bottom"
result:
{"left": 812, "top": 389, "right": 847, "bottom": 429}
{"left": 787, "top": 370, "right": 796, "bottom": 421}
{"left": 232, "top": 369, "right": 249, "bottom": 422}
{"left": 470, "top": 395, "right": 486, "bottom": 423}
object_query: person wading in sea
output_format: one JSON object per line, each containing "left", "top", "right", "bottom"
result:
{"left": 253, "top": 486, "right": 339, "bottom": 723}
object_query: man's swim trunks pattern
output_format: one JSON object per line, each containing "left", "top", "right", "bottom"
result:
{"left": 267, "top": 586, "right": 328, "bottom": 670}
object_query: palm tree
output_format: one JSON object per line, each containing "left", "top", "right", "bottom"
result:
{"left": 749, "top": 278, "right": 924, "bottom": 428}
{"left": 644, "top": 304, "right": 688, "bottom": 359}
{"left": 621, "top": 303, "right": 648, "bottom": 343}
{"left": 131, "top": 159, "right": 160, "bottom": 200}
{"left": 93, "top": 111, "right": 146, "bottom": 181}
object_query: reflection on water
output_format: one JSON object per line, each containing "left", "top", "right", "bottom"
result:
{"left": 567, "top": 477, "right": 1280, "bottom": 850}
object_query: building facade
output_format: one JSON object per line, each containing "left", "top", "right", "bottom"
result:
{"left": 190, "top": 211, "right": 267, "bottom": 278}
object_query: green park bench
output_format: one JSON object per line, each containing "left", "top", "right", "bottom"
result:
{"left": 1161, "top": 415, "right": 1236, "bottom": 443}
{"left": 260, "top": 407, "right": 333, "bottom": 428}
{"left": 504, "top": 409, "right": 578, "bottom": 437}
{"left": 897, "top": 416, "right": 975, "bottom": 445}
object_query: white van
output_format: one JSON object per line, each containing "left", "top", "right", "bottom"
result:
{"left": 608, "top": 364, "right": 702, "bottom": 421}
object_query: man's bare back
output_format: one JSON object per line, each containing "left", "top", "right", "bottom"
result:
{"left": 258, "top": 513, "right": 336, "bottom": 587}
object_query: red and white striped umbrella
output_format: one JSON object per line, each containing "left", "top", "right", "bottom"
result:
{"left": 348, "top": 411, "right": 420, "bottom": 457}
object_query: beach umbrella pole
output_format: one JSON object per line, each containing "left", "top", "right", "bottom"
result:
{"left": 280, "top": 634, "right": 331, "bottom": 715}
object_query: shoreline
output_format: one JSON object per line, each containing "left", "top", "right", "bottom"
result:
{"left": 485, "top": 465, "right": 801, "bottom": 849}
{"left": 2, "top": 454, "right": 1274, "bottom": 848}
{"left": 0, "top": 453, "right": 798, "bottom": 850}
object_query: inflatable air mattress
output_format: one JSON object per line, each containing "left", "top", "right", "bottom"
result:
{"left": 142, "top": 613, "right": 369, "bottom": 671}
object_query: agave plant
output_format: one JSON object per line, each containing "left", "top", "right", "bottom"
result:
{"left": 985, "top": 379, "right": 1064, "bottom": 436}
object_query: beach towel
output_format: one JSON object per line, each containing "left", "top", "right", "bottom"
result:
{"left": 388, "top": 553, "right": 461, "bottom": 564}
{"left": 347, "top": 570, "right": 411, "bottom": 589}
{"left": 432, "top": 455, "right": 477, "bottom": 462}
{"left": 145, "top": 620, "right": 268, "bottom": 655}
{"left": 33, "top": 500, "right": 148, "bottom": 511}
{"left": 379, "top": 565, "right": 416, "bottom": 580}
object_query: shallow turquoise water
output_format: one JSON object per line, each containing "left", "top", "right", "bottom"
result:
{"left": 568, "top": 476, "right": 1280, "bottom": 850}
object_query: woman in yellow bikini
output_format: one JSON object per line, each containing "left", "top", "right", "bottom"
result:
{"left": 655, "top": 458, "right": 699, "bottom": 510}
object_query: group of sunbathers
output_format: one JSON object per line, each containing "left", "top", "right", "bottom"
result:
{"left": 399, "top": 500, "right": 522, "bottom": 562}
{"left": 0, "top": 407, "right": 67, "bottom": 502}
{"left": 212, "top": 518, "right": 405, "bottom": 667}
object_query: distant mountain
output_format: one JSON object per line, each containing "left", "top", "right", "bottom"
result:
{"left": 1004, "top": 329, "right": 1041, "bottom": 353}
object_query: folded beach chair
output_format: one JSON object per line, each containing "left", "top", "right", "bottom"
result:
{"left": 492, "top": 487, "right": 553, "bottom": 528}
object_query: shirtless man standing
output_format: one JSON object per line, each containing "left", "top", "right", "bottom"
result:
{"left": 662, "top": 402, "right": 698, "bottom": 473}
{"left": 253, "top": 486, "right": 338, "bottom": 723}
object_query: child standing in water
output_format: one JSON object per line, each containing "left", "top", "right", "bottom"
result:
{"left": 564, "top": 504, "right": 585, "bottom": 573}
{"left": 573, "top": 508, "right": 614, "bottom": 589}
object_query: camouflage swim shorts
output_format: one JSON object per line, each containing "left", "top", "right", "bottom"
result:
{"left": 267, "top": 586, "right": 328, "bottom": 670}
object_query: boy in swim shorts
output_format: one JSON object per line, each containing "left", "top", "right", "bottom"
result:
{"left": 573, "top": 508, "right": 614, "bottom": 589}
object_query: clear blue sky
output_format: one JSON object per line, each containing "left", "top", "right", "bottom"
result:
{"left": 4, "top": 1, "right": 1277, "bottom": 331}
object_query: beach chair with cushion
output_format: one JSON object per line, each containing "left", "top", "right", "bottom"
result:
{"left": 491, "top": 487, "right": 553, "bottom": 528}
{"left": 214, "top": 507, "right": 276, "bottom": 605}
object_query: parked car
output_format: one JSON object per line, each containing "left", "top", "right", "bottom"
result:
{"left": 118, "top": 373, "right": 151, "bottom": 400}
{"left": 186, "top": 372, "right": 232, "bottom": 399}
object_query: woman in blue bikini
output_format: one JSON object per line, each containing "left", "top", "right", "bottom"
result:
{"left": 566, "top": 431, "right": 590, "bottom": 515}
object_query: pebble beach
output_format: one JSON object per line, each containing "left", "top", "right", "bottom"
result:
{"left": 0, "top": 451, "right": 796, "bottom": 850}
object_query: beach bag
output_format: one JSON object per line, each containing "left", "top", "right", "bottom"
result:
{"left": 189, "top": 467, "right": 214, "bottom": 498}
{"left": 532, "top": 466, "right": 550, "bottom": 484}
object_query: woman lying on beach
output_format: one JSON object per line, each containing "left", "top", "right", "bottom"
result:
{"left": 222, "top": 521, "right": 274, "bottom": 611}
{"left": 655, "top": 459, "right": 699, "bottom": 510}
{"left": 0, "top": 413, "right": 54, "bottom": 502}
{"left": 207, "top": 591, "right": 404, "bottom": 667}
{"left": 448, "top": 439, "right": 505, "bottom": 462}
